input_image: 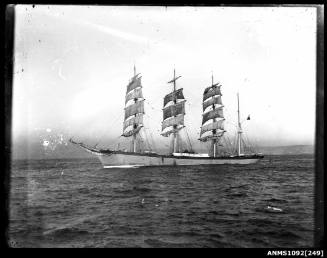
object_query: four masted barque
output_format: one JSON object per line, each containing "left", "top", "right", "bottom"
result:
{"left": 70, "top": 66, "right": 264, "bottom": 168}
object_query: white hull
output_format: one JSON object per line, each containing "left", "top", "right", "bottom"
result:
{"left": 96, "top": 152, "right": 262, "bottom": 168}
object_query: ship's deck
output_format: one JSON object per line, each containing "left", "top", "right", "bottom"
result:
{"left": 97, "top": 149, "right": 264, "bottom": 160}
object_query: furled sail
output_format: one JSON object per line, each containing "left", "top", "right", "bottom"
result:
{"left": 124, "top": 100, "right": 144, "bottom": 120}
{"left": 163, "top": 88, "right": 185, "bottom": 107}
{"left": 202, "top": 107, "right": 224, "bottom": 125}
{"left": 161, "top": 126, "right": 185, "bottom": 137}
{"left": 203, "top": 95, "right": 222, "bottom": 111}
{"left": 200, "top": 120, "right": 224, "bottom": 136}
{"left": 199, "top": 131, "right": 225, "bottom": 142}
{"left": 125, "top": 87, "right": 143, "bottom": 104}
{"left": 203, "top": 85, "right": 222, "bottom": 102}
{"left": 122, "top": 125, "right": 143, "bottom": 137}
{"left": 126, "top": 76, "right": 142, "bottom": 94}
{"left": 162, "top": 114, "right": 184, "bottom": 131}
{"left": 163, "top": 101, "right": 186, "bottom": 120}
{"left": 123, "top": 114, "right": 143, "bottom": 131}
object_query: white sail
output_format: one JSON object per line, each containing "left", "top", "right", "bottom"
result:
{"left": 122, "top": 125, "right": 143, "bottom": 137}
{"left": 163, "top": 100, "right": 186, "bottom": 120}
{"left": 203, "top": 85, "right": 222, "bottom": 102}
{"left": 162, "top": 114, "right": 184, "bottom": 131}
{"left": 126, "top": 76, "right": 142, "bottom": 95}
{"left": 124, "top": 100, "right": 144, "bottom": 120}
{"left": 200, "top": 119, "right": 224, "bottom": 135}
{"left": 123, "top": 68, "right": 144, "bottom": 142}
{"left": 123, "top": 114, "right": 143, "bottom": 131}
{"left": 161, "top": 125, "right": 185, "bottom": 137}
{"left": 203, "top": 95, "right": 222, "bottom": 111}
{"left": 199, "top": 131, "right": 225, "bottom": 142}
{"left": 125, "top": 87, "right": 143, "bottom": 104}
{"left": 163, "top": 88, "right": 185, "bottom": 107}
{"left": 202, "top": 107, "right": 224, "bottom": 125}
{"left": 199, "top": 77, "right": 227, "bottom": 156}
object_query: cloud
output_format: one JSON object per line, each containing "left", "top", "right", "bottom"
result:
{"left": 45, "top": 9, "right": 150, "bottom": 45}
{"left": 82, "top": 20, "right": 150, "bottom": 44}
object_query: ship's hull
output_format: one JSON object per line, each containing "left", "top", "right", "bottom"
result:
{"left": 93, "top": 151, "right": 263, "bottom": 168}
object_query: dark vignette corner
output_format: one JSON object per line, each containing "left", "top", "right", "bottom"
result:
{"left": 314, "top": 4, "right": 324, "bottom": 249}
{"left": 3, "top": 3, "right": 14, "bottom": 249}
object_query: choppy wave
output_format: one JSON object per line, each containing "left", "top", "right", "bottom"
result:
{"left": 9, "top": 155, "right": 314, "bottom": 247}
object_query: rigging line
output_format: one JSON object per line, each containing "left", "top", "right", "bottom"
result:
{"left": 104, "top": 116, "right": 124, "bottom": 142}
{"left": 241, "top": 138, "right": 249, "bottom": 153}
{"left": 242, "top": 134, "right": 249, "bottom": 148}
{"left": 147, "top": 129, "right": 157, "bottom": 152}
{"left": 232, "top": 132, "right": 238, "bottom": 155}
{"left": 224, "top": 119, "right": 238, "bottom": 128}
{"left": 110, "top": 135, "right": 123, "bottom": 149}
{"left": 142, "top": 128, "right": 152, "bottom": 151}
{"left": 222, "top": 135, "right": 232, "bottom": 154}
{"left": 142, "top": 122, "right": 159, "bottom": 151}
{"left": 150, "top": 130, "right": 158, "bottom": 151}
{"left": 136, "top": 133, "right": 144, "bottom": 152}
{"left": 144, "top": 101, "right": 162, "bottom": 112}
{"left": 148, "top": 94, "right": 164, "bottom": 107}
{"left": 109, "top": 103, "right": 125, "bottom": 125}
{"left": 139, "top": 129, "right": 145, "bottom": 150}
{"left": 243, "top": 134, "right": 255, "bottom": 153}
{"left": 144, "top": 93, "right": 162, "bottom": 106}
{"left": 184, "top": 127, "right": 194, "bottom": 152}
{"left": 246, "top": 133, "right": 255, "bottom": 150}
{"left": 97, "top": 115, "right": 123, "bottom": 145}
{"left": 208, "top": 139, "right": 213, "bottom": 151}
{"left": 142, "top": 114, "right": 151, "bottom": 145}
{"left": 229, "top": 136, "right": 235, "bottom": 154}
{"left": 225, "top": 138, "right": 233, "bottom": 155}
{"left": 183, "top": 88, "right": 201, "bottom": 103}
{"left": 181, "top": 131, "right": 188, "bottom": 152}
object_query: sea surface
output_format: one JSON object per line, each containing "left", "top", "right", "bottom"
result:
{"left": 8, "top": 154, "right": 314, "bottom": 248}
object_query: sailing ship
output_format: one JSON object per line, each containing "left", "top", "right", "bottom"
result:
{"left": 70, "top": 66, "right": 263, "bottom": 168}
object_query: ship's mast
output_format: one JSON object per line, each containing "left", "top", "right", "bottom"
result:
{"left": 122, "top": 65, "right": 144, "bottom": 152}
{"left": 199, "top": 74, "right": 225, "bottom": 156}
{"left": 172, "top": 69, "right": 178, "bottom": 153}
{"left": 211, "top": 73, "right": 217, "bottom": 157}
{"left": 132, "top": 65, "right": 137, "bottom": 152}
{"left": 161, "top": 69, "right": 185, "bottom": 153}
{"left": 237, "top": 92, "right": 242, "bottom": 156}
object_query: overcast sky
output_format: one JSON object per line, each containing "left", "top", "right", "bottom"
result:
{"left": 12, "top": 5, "right": 317, "bottom": 155}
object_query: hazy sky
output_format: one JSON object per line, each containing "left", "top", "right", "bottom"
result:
{"left": 12, "top": 5, "right": 317, "bottom": 155}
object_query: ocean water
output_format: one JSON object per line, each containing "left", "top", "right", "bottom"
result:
{"left": 8, "top": 155, "right": 314, "bottom": 248}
